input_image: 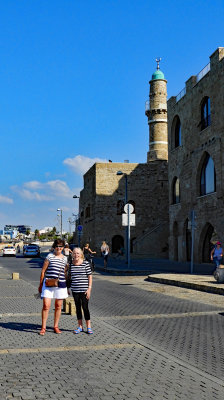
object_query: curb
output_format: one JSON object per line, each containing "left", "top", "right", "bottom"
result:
{"left": 94, "top": 265, "right": 152, "bottom": 275}
{"left": 147, "top": 276, "right": 224, "bottom": 295}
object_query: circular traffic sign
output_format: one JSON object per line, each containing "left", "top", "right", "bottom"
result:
{"left": 124, "top": 203, "right": 134, "bottom": 214}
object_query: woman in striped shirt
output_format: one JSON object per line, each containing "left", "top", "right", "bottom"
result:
{"left": 70, "top": 247, "right": 93, "bottom": 334}
{"left": 38, "top": 239, "right": 68, "bottom": 335}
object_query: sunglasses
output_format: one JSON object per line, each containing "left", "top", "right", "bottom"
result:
{"left": 55, "top": 246, "right": 63, "bottom": 248}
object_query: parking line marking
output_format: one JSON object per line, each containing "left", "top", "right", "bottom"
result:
{"left": 0, "top": 343, "right": 141, "bottom": 355}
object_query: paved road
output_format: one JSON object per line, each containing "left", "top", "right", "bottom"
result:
{"left": 1, "top": 256, "right": 224, "bottom": 399}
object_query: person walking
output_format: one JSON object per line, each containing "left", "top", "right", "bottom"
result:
{"left": 38, "top": 239, "right": 68, "bottom": 336}
{"left": 70, "top": 247, "right": 93, "bottom": 334}
{"left": 101, "top": 241, "right": 109, "bottom": 270}
{"left": 83, "top": 243, "right": 96, "bottom": 271}
{"left": 211, "top": 241, "right": 223, "bottom": 269}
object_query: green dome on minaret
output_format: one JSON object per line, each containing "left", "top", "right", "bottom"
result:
{"left": 151, "top": 57, "right": 165, "bottom": 80}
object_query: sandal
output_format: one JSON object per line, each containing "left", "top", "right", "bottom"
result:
{"left": 39, "top": 328, "right": 46, "bottom": 336}
{"left": 74, "top": 327, "right": 83, "bottom": 334}
{"left": 87, "top": 328, "right": 93, "bottom": 334}
{"left": 54, "top": 327, "right": 62, "bottom": 334}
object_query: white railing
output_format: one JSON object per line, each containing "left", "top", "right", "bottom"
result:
{"left": 176, "top": 87, "right": 186, "bottom": 103}
{"left": 196, "top": 62, "right": 210, "bottom": 82}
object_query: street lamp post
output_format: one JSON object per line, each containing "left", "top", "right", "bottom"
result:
{"left": 73, "top": 195, "right": 81, "bottom": 247}
{"left": 117, "top": 171, "right": 129, "bottom": 265}
{"left": 57, "top": 209, "right": 62, "bottom": 238}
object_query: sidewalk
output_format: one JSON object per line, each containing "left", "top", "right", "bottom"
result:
{"left": 94, "top": 256, "right": 224, "bottom": 295}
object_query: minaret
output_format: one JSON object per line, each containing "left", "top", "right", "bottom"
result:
{"left": 145, "top": 58, "right": 168, "bottom": 162}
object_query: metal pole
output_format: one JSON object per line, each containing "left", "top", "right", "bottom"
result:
{"left": 60, "top": 210, "right": 62, "bottom": 238}
{"left": 125, "top": 175, "right": 128, "bottom": 264}
{"left": 190, "top": 210, "right": 195, "bottom": 274}
{"left": 127, "top": 204, "right": 130, "bottom": 269}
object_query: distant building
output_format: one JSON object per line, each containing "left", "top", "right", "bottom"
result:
{"left": 168, "top": 47, "right": 224, "bottom": 263}
{"left": 39, "top": 227, "right": 53, "bottom": 235}
{"left": 4, "top": 225, "right": 31, "bottom": 236}
{"left": 75, "top": 60, "right": 169, "bottom": 257}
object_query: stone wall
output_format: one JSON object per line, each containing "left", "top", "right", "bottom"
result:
{"left": 168, "top": 47, "right": 224, "bottom": 263}
{"left": 77, "top": 161, "right": 169, "bottom": 257}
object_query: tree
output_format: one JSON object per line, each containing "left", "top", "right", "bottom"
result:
{"left": 34, "top": 229, "right": 39, "bottom": 239}
{"left": 26, "top": 229, "right": 31, "bottom": 236}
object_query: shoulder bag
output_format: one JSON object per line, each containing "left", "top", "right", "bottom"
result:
{"left": 45, "top": 263, "right": 64, "bottom": 287}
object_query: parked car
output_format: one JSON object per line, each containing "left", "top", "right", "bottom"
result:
{"left": 23, "top": 244, "right": 40, "bottom": 258}
{"left": 3, "top": 246, "right": 16, "bottom": 257}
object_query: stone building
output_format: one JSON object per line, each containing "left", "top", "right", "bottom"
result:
{"left": 168, "top": 47, "right": 224, "bottom": 263}
{"left": 76, "top": 61, "right": 169, "bottom": 257}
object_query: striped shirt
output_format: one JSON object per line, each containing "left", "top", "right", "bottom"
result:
{"left": 45, "top": 253, "right": 68, "bottom": 288}
{"left": 70, "top": 260, "right": 92, "bottom": 293}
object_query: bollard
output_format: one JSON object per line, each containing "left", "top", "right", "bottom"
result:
{"left": 69, "top": 301, "right": 76, "bottom": 316}
{"left": 12, "top": 272, "right": 19, "bottom": 280}
{"left": 65, "top": 298, "right": 73, "bottom": 314}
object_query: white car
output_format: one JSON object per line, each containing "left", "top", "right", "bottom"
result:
{"left": 3, "top": 246, "right": 16, "bottom": 257}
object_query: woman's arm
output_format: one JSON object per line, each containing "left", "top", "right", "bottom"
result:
{"left": 38, "top": 259, "right": 49, "bottom": 293}
{"left": 85, "top": 274, "right": 93, "bottom": 300}
{"left": 89, "top": 248, "right": 96, "bottom": 254}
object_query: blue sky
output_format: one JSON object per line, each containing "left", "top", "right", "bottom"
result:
{"left": 0, "top": 0, "right": 223, "bottom": 232}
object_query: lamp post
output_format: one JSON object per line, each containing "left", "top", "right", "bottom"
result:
{"left": 116, "top": 171, "right": 129, "bottom": 265}
{"left": 57, "top": 209, "right": 62, "bottom": 238}
{"left": 73, "top": 195, "right": 81, "bottom": 247}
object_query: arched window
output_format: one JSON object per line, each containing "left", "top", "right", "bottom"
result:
{"left": 117, "top": 200, "right": 124, "bottom": 215}
{"left": 85, "top": 206, "right": 90, "bottom": 218}
{"left": 200, "top": 154, "right": 216, "bottom": 195}
{"left": 175, "top": 118, "right": 181, "bottom": 147}
{"left": 201, "top": 97, "right": 211, "bottom": 130}
{"left": 172, "top": 177, "right": 180, "bottom": 204}
{"left": 171, "top": 116, "right": 181, "bottom": 149}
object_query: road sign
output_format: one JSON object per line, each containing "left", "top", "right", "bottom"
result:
{"left": 77, "top": 225, "right": 83, "bottom": 232}
{"left": 122, "top": 214, "right": 136, "bottom": 226}
{"left": 124, "top": 203, "right": 134, "bottom": 214}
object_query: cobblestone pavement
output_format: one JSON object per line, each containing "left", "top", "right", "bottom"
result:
{"left": 1, "top": 262, "right": 224, "bottom": 399}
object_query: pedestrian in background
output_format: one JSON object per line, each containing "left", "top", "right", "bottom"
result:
{"left": 70, "top": 247, "right": 93, "bottom": 334}
{"left": 38, "top": 238, "right": 68, "bottom": 336}
{"left": 64, "top": 243, "right": 72, "bottom": 263}
{"left": 211, "top": 241, "right": 223, "bottom": 269}
{"left": 101, "top": 241, "right": 109, "bottom": 270}
{"left": 83, "top": 243, "right": 96, "bottom": 271}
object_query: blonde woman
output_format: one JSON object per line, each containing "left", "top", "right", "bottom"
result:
{"left": 70, "top": 247, "right": 93, "bottom": 334}
{"left": 101, "top": 241, "right": 109, "bottom": 270}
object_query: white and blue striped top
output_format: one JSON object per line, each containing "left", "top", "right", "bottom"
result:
{"left": 45, "top": 253, "right": 68, "bottom": 288}
{"left": 70, "top": 260, "right": 92, "bottom": 293}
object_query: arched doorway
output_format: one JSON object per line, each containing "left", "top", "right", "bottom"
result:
{"left": 184, "top": 218, "right": 191, "bottom": 262}
{"left": 173, "top": 221, "right": 178, "bottom": 261}
{"left": 202, "top": 223, "right": 214, "bottom": 263}
{"left": 112, "top": 235, "right": 124, "bottom": 253}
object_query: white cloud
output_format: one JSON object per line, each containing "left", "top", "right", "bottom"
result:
{"left": 0, "top": 195, "right": 13, "bottom": 204}
{"left": 12, "top": 186, "right": 53, "bottom": 201}
{"left": 24, "top": 181, "right": 44, "bottom": 190}
{"left": 46, "top": 180, "right": 73, "bottom": 198}
{"left": 11, "top": 179, "right": 74, "bottom": 202}
{"left": 63, "top": 155, "right": 107, "bottom": 175}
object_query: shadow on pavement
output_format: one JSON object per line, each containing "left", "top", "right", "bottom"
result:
{"left": 0, "top": 321, "right": 71, "bottom": 333}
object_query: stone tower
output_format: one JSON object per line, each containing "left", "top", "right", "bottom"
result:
{"left": 145, "top": 58, "right": 168, "bottom": 162}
